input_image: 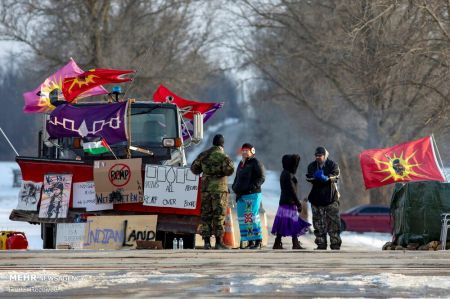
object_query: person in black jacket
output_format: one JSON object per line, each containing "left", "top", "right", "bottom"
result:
{"left": 232, "top": 143, "right": 265, "bottom": 249}
{"left": 306, "top": 146, "right": 341, "bottom": 250}
{"left": 272, "top": 154, "right": 311, "bottom": 249}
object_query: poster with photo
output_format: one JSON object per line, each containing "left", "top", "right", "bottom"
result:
{"left": 39, "top": 174, "right": 72, "bottom": 219}
{"left": 16, "top": 181, "right": 42, "bottom": 211}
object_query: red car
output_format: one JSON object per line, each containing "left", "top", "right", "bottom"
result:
{"left": 340, "top": 204, "right": 392, "bottom": 233}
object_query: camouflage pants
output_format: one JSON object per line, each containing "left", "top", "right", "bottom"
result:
{"left": 312, "top": 201, "right": 342, "bottom": 249}
{"left": 201, "top": 192, "right": 228, "bottom": 238}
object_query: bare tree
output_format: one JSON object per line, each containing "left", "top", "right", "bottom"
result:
{"left": 230, "top": 0, "right": 450, "bottom": 205}
{"left": 0, "top": 0, "right": 218, "bottom": 98}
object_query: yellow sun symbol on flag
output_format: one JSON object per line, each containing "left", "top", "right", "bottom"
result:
{"left": 67, "top": 74, "right": 98, "bottom": 92}
{"left": 38, "top": 78, "right": 63, "bottom": 110}
{"left": 373, "top": 152, "right": 422, "bottom": 182}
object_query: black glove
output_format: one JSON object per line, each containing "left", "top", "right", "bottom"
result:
{"left": 297, "top": 205, "right": 302, "bottom": 213}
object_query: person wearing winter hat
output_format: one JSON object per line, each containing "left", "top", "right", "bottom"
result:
{"left": 306, "top": 146, "right": 341, "bottom": 250}
{"left": 272, "top": 154, "right": 311, "bottom": 250}
{"left": 191, "top": 134, "right": 235, "bottom": 249}
{"left": 232, "top": 143, "right": 266, "bottom": 249}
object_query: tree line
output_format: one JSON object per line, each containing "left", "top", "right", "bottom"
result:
{"left": 1, "top": 0, "right": 449, "bottom": 207}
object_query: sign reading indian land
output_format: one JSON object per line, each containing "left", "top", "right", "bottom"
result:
{"left": 143, "top": 165, "right": 199, "bottom": 209}
{"left": 83, "top": 215, "right": 158, "bottom": 250}
{"left": 93, "top": 158, "right": 143, "bottom": 204}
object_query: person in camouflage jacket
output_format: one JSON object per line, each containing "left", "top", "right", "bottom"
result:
{"left": 191, "top": 134, "right": 235, "bottom": 249}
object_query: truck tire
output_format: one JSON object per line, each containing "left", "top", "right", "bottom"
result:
{"left": 42, "top": 223, "right": 56, "bottom": 249}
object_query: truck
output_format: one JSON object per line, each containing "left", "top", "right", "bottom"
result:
{"left": 10, "top": 100, "right": 205, "bottom": 249}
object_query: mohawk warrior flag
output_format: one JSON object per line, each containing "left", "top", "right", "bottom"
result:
{"left": 153, "top": 84, "right": 223, "bottom": 120}
{"left": 359, "top": 136, "right": 446, "bottom": 189}
{"left": 23, "top": 59, "right": 108, "bottom": 113}
{"left": 62, "top": 69, "right": 135, "bottom": 102}
{"left": 46, "top": 102, "right": 129, "bottom": 145}
{"left": 153, "top": 84, "right": 223, "bottom": 139}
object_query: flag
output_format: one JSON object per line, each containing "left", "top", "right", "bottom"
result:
{"left": 153, "top": 84, "right": 223, "bottom": 120}
{"left": 83, "top": 139, "right": 111, "bottom": 155}
{"left": 359, "top": 136, "right": 446, "bottom": 189}
{"left": 23, "top": 59, "right": 108, "bottom": 113}
{"left": 62, "top": 69, "right": 134, "bottom": 102}
{"left": 46, "top": 101, "right": 129, "bottom": 144}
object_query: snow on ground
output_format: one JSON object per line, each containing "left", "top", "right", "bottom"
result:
{"left": 1, "top": 270, "right": 450, "bottom": 297}
{"left": 0, "top": 162, "right": 42, "bottom": 249}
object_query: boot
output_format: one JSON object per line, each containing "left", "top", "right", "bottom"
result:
{"left": 215, "top": 237, "right": 230, "bottom": 250}
{"left": 249, "top": 239, "right": 262, "bottom": 250}
{"left": 203, "top": 237, "right": 212, "bottom": 250}
{"left": 247, "top": 240, "right": 255, "bottom": 249}
{"left": 292, "top": 237, "right": 305, "bottom": 250}
{"left": 273, "top": 235, "right": 283, "bottom": 250}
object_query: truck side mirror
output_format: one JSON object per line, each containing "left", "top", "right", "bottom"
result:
{"left": 192, "top": 113, "right": 203, "bottom": 144}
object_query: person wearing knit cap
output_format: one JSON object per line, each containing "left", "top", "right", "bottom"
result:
{"left": 191, "top": 134, "right": 235, "bottom": 249}
{"left": 232, "top": 143, "right": 266, "bottom": 249}
{"left": 306, "top": 146, "right": 341, "bottom": 250}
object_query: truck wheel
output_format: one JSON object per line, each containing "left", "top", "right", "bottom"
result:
{"left": 42, "top": 223, "right": 56, "bottom": 249}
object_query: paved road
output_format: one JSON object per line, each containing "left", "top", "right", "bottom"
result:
{"left": 1, "top": 250, "right": 450, "bottom": 298}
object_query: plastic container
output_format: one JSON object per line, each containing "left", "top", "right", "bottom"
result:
{"left": 173, "top": 238, "right": 178, "bottom": 250}
{"left": 179, "top": 238, "right": 183, "bottom": 250}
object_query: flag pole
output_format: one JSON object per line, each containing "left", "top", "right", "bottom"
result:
{"left": 126, "top": 99, "right": 131, "bottom": 159}
{"left": 431, "top": 134, "right": 448, "bottom": 182}
{"left": 0, "top": 127, "right": 19, "bottom": 156}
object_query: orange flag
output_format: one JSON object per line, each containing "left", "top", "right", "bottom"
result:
{"left": 359, "top": 136, "right": 446, "bottom": 189}
{"left": 62, "top": 68, "right": 134, "bottom": 102}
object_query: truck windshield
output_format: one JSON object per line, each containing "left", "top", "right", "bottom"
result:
{"left": 130, "top": 107, "right": 178, "bottom": 145}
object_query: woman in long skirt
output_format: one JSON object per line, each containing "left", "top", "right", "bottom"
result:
{"left": 272, "top": 154, "right": 311, "bottom": 249}
{"left": 232, "top": 143, "right": 266, "bottom": 249}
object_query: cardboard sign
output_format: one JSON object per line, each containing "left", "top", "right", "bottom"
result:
{"left": 16, "top": 181, "right": 42, "bottom": 211}
{"left": 143, "top": 165, "right": 199, "bottom": 209}
{"left": 56, "top": 223, "right": 86, "bottom": 249}
{"left": 73, "top": 181, "right": 113, "bottom": 211}
{"left": 83, "top": 215, "right": 158, "bottom": 250}
{"left": 39, "top": 174, "right": 72, "bottom": 219}
{"left": 93, "top": 158, "right": 143, "bottom": 204}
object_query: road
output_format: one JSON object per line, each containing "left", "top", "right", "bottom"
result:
{"left": 1, "top": 249, "right": 450, "bottom": 298}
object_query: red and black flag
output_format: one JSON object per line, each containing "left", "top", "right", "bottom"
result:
{"left": 62, "top": 69, "right": 134, "bottom": 102}
{"left": 359, "top": 136, "right": 446, "bottom": 189}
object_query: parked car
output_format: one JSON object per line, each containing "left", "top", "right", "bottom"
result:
{"left": 340, "top": 204, "right": 392, "bottom": 233}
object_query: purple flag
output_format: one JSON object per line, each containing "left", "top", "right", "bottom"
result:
{"left": 182, "top": 102, "right": 223, "bottom": 139}
{"left": 46, "top": 102, "right": 129, "bottom": 144}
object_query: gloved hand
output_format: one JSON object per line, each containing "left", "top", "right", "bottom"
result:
{"left": 314, "top": 170, "right": 324, "bottom": 180}
{"left": 314, "top": 169, "right": 329, "bottom": 182}
{"left": 297, "top": 205, "right": 302, "bottom": 213}
{"left": 320, "top": 173, "right": 329, "bottom": 182}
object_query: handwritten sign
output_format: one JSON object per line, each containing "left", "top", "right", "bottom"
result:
{"left": 39, "top": 174, "right": 72, "bottom": 219}
{"left": 83, "top": 215, "right": 158, "bottom": 250}
{"left": 143, "top": 165, "right": 199, "bottom": 209}
{"left": 73, "top": 181, "right": 113, "bottom": 211}
{"left": 93, "top": 158, "right": 143, "bottom": 204}
{"left": 16, "top": 181, "right": 42, "bottom": 211}
{"left": 56, "top": 223, "right": 86, "bottom": 249}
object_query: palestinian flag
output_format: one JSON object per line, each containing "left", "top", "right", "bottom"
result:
{"left": 83, "top": 139, "right": 111, "bottom": 155}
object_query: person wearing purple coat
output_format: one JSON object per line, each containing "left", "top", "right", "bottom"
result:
{"left": 272, "top": 154, "right": 311, "bottom": 249}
